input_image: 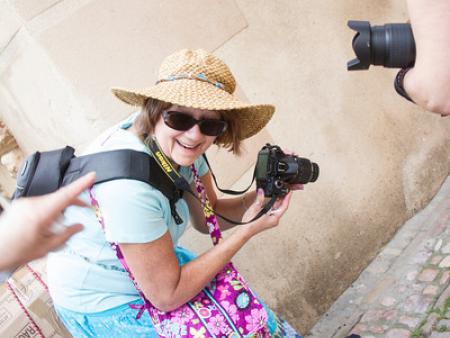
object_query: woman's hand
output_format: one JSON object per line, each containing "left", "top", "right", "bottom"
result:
{"left": 0, "top": 172, "right": 96, "bottom": 271}
{"left": 242, "top": 189, "right": 293, "bottom": 235}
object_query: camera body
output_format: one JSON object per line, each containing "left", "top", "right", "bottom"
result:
{"left": 255, "top": 144, "right": 319, "bottom": 197}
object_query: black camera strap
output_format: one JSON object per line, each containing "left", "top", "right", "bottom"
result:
{"left": 201, "top": 154, "right": 256, "bottom": 196}
{"left": 146, "top": 138, "right": 276, "bottom": 226}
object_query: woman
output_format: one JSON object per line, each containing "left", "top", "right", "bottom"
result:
{"left": 48, "top": 49, "right": 302, "bottom": 337}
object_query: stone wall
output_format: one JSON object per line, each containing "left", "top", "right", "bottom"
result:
{"left": 0, "top": 0, "right": 449, "bottom": 334}
{"left": 0, "top": 121, "right": 23, "bottom": 197}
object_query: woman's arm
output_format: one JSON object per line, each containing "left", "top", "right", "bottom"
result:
{"left": 120, "top": 191, "right": 292, "bottom": 312}
{"left": 403, "top": 0, "right": 450, "bottom": 115}
{"left": 185, "top": 172, "right": 258, "bottom": 233}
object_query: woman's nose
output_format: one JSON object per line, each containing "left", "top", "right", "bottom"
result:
{"left": 184, "top": 123, "right": 203, "bottom": 139}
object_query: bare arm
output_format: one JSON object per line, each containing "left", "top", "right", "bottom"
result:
{"left": 403, "top": 0, "right": 450, "bottom": 115}
{"left": 119, "top": 191, "right": 292, "bottom": 312}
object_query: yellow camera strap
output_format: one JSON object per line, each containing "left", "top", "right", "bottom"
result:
{"left": 145, "top": 137, "right": 276, "bottom": 226}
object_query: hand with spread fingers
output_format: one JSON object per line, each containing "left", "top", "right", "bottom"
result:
{"left": 242, "top": 188, "right": 293, "bottom": 233}
{"left": 0, "top": 172, "right": 95, "bottom": 272}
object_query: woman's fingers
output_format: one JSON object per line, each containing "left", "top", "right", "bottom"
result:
{"left": 253, "top": 189, "right": 265, "bottom": 209}
{"left": 268, "top": 192, "right": 292, "bottom": 218}
{"left": 280, "top": 191, "right": 293, "bottom": 210}
{"left": 31, "top": 172, "right": 95, "bottom": 227}
{"left": 283, "top": 148, "right": 299, "bottom": 157}
{"left": 242, "top": 189, "right": 266, "bottom": 222}
{"left": 271, "top": 199, "right": 283, "bottom": 210}
{"left": 71, "top": 198, "right": 88, "bottom": 207}
{"left": 47, "top": 223, "right": 84, "bottom": 250}
{"left": 46, "top": 172, "right": 96, "bottom": 214}
{"left": 290, "top": 184, "right": 304, "bottom": 190}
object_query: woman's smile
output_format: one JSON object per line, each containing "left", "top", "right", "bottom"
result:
{"left": 175, "top": 139, "right": 201, "bottom": 150}
{"left": 153, "top": 105, "right": 220, "bottom": 167}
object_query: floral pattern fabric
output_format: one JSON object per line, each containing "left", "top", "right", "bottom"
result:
{"left": 84, "top": 164, "right": 302, "bottom": 337}
{"left": 55, "top": 298, "right": 302, "bottom": 338}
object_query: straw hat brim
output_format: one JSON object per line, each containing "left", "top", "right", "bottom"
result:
{"left": 111, "top": 79, "right": 274, "bottom": 140}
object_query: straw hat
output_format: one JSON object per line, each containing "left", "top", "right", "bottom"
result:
{"left": 111, "top": 49, "right": 275, "bottom": 140}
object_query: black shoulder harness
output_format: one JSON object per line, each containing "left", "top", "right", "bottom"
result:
{"left": 13, "top": 147, "right": 185, "bottom": 224}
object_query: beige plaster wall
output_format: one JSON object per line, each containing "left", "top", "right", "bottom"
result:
{"left": 1, "top": 0, "right": 449, "bottom": 334}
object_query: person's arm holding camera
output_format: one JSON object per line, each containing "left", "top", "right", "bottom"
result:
{"left": 0, "top": 172, "right": 95, "bottom": 274}
{"left": 403, "top": 0, "right": 450, "bottom": 115}
{"left": 121, "top": 189, "right": 293, "bottom": 312}
{"left": 186, "top": 149, "right": 305, "bottom": 233}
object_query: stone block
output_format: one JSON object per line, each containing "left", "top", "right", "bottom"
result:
{"left": 0, "top": 28, "right": 98, "bottom": 152}
{"left": 439, "top": 256, "right": 450, "bottom": 268}
{"left": 431, "top": 255, "right": 444, "bottom": 265}
{"left": 435, "top": 239, "right": 443, "bottom": 251}
{"left": 403, "top": 295, "right": 433, "bottom": 314}
{"left": 440, "top": 271, "right": 450, "bottom": 285}
{"left": 36, "top": 0, "right": 247, "bottom": 126}
{"left": 0, "top": 1, "right": 22, "bottom": 50}
{"left": 399, "top": 315, "right": 420, "bottom": 329}
{"left": 368, "top": 325, "right": 385, "bottom": 334}
{"left": 437, "top": 319, "right": 450, "bottom": 329}
{"left": 430, "top": 332, "right": 450, "bottom": 338}
{"left": 380, "top": 296, "right": 396, "bottom": 307}
{"left": 423, "top": 285, "right": 439, "bottom": 296}
{"left": 11, "top": 0, "right": 61, "bottom": 21}
{"left": 418, "top": 268, "right": 439, "bottom": 282}
{"left": 386, "top": 328, "right": 412, "bottom": 338}
{"left": 443, "top": 244, "right": 450, "bottom": 254}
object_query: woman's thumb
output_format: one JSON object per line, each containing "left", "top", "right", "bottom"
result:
{"left": 49, "top": 224, "right": 83, "bottom": 249}
{"left": 255, "top": 189, "right": 265, "bottom": 208}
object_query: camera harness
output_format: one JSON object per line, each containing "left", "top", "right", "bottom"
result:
{"left": 146, "top": 137, "right": 278, "bottom": 226}
{"left": 12, "top": 138, "right": 279, "bottom": 226}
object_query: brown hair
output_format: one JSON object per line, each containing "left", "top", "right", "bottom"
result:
{"left": 135, "top": 98, "right": 242, "bottom": 155}
{"left": 134, "top": 98, "right": 171, "bottom": 139}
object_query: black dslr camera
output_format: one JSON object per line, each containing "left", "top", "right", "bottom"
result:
{"left": 347, "top": 20, "right": 416, "bottom": 70}
{"left": 255, "top": 144, "right": 319, "bottom": 197}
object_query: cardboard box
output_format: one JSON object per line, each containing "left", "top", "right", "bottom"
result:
{"left": 0, "top": 259, "right": 71, "bottom": 338}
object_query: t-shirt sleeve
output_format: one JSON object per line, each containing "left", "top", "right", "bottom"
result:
{"left": 93, "top": 179, "right": 169, "bottom": 244}
{"left": 196, "top": 155, "right": 209, "bottom": 177}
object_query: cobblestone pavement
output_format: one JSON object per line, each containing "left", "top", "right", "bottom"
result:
{"left": 307, "top": 175, "right": 450, "bottom": 338}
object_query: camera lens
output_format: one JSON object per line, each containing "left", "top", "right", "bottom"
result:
{"left": 347, "top": 20, "right": 416, "bottom": 70}
{"left": 371, "top": 23, "right": 416, "bottom": 68}
{"left": 294, "top": 158, "right": 320, "bottom": 184}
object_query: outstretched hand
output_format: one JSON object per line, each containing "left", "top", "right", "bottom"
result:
{"left": 242, "top": 189, "right": 293, "bottom": 235}
{"left": 0, "top": 172, "right": 96, "bottom": 272}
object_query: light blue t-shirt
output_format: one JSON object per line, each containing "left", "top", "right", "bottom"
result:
{"left": 47, "top": 115, "right": 208, "bottom": 313}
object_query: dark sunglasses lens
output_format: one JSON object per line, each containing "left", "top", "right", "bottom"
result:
{"left": 163, "top": 111, "right": 227, "bottom": 136}
{"left": 164, "top": 112, "right": 196, "bottom": 131}
{"left": 199, "top": 120, "right": 227, "bottom": 136}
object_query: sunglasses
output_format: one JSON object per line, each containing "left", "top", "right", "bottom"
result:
{"left": 162, "top": 111, "right": 228, "bottom": 137}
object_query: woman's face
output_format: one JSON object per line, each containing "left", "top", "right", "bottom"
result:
{"left": 153, "top": 105, "right": 220, "bottom": 167}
